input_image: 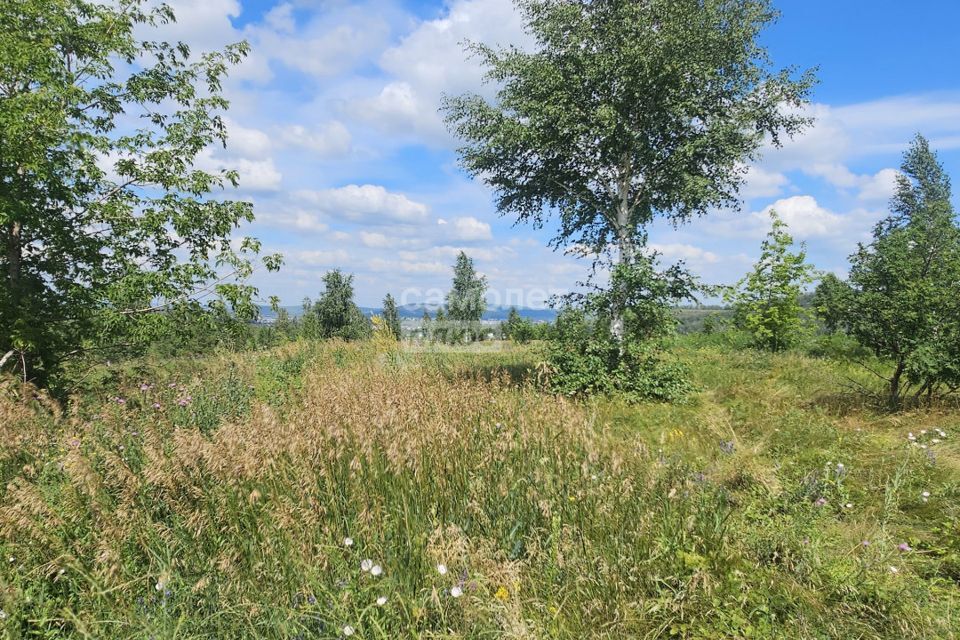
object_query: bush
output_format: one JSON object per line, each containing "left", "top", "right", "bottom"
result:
{"left": 542, "top": 310, "right": 693, "bottom": 403}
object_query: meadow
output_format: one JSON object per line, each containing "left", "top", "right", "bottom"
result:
{"left": 0, "top": 337, "right": 958, "bottom": 639}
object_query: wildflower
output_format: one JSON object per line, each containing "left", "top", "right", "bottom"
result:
{"left": 152, "top": 402, "right": 161, "bottom": 409}
{"left": 436, "top": 563, "right": 448, "bottom": 575}
{"left": 719, "top": 440, "right": 735, "bottom": 455}
{"left": 361, "top": 559, "right": 373, "bottom": 572}
{"left": 140, "top": 383, "right": 151, "bottom": 391}
{"left": 922, "top": 491, "right": 931, "bottom": 503}
{"left": 861, "top": 540, "right": 870, "bottom": 547}
{"left": 307, "top": 595, "right": 317, "bottom": 605}
{"left": 908, "top": 432, "right": 916, "bottom": 441}
{"left": 921, "top": 429, "right": 927, "bottom": 435}
{"left": 889, "top": 566, "right": 899, "bottom": 574}
{"left": 370, "top": 564, "right": 383, "bottom": 577}
{"left": 814, "top": 497, "right": 827, "bottom": 507}
{"left": 845, "top": 502, "right": 853, "bottom": 509}
{"left": 932, "top": 438, "right": 941, "bottom": 444}
{"left": 7, "top": 556, "right": 14, "bottom": 563}
{"left": 450, "top": 586, "right": 463, "bottom": 598}
{"left": 343, "top": 537, "right": 354, "bottom": 547}
{"left": 116, "top": 397, "right": 126, "bottom": 405}
{"left": 898, "top": 542, "right": 912, "bottom": 552}
{"left": 155, "top": 581, "right": 164, "bottom": 591}
{"left": 342, "top": 625, "right": 355, "bottom": 637}
{"left": 0, "top": 609, "right": 6, "bottom": 620}
{"left": 495, "top": 586, "right": 510, "bottom": 601}
{"left": 376, "top": 596, "right": 387, "bottom": 606}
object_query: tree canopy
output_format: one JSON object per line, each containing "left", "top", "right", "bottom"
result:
{"left": 443, "top": 0, "right": 814, "bottom": 263}
{"left": 0, "top": 0, "right": 278, "bottom": 386}
{"left": 816, "top": 135, "right": 960, "bottom": 407}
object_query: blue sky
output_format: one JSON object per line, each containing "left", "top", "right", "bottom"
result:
{"left": 152, "top": 0, "right": 960, "bottom": 308}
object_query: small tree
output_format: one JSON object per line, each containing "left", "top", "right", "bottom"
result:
{"left": 420, "top": 309, "right": 432, "bottom": 341}
{"left": 314, "top": 270, "right": 371, "bottom": 341}
{"left": 819, "top": 135, "right": 960, "bottom": 407}
{"left": 504, "top": 306, "right": 535, "bottom": 343}
{"left": 727, "top": 211, "right": 816, "bottom": 351}
{"left": 382, "top": 294, "right": 402, "bottom": 340}
{"left": 446, "top": 252, "right": 487, "bottom": 341}
{"left": 433, "top": 307, "right": 448, "bottom": 344}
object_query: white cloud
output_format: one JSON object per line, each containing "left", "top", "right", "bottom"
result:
{"left": 368, "top": 258, "right": 449, "bottom": 275}
{"left": 258, "top": 209, "right": 329, "bottom": 233}
{"left": 857, "top": 168, "right": 900, "bottom": 203}
{"left": 294, "top": 185, "right": 430, "bottom": 224}
{"left": 741, "top": 165, "right": 790, "bottom": 199}
{"left": 195, "top": 149, "right": 283, "bottom": 192}
{"left": 649, "top": 243, "right": 719, "bottom": 264}
{"left": 248, "top": 2, "right": 397, "bottom": 79}
{"left": 294, "top": 249, "right": 350, "bottom": 266}
{"left": 348, "top": 0, "right": 531, "bottom": 142}
{"left": 446, "top": 216, "right": 493, "bottom": 241}
{"left": 225, "top": 118, "right": 273, "bottom": 159}
{"left": 277, "top": 121, "right": 352, "bottom": 157}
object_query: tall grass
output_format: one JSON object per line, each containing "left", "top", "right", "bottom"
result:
{"left": 0, "top": 340, "right": 957, "bottom": 638}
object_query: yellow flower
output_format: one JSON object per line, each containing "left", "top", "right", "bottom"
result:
{"left": 494, "top": 586, "right": 509, "bottom": 601}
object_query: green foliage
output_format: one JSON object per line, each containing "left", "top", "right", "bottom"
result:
{"left": 503, "top": 307, "right": 535, "bottom": 343}
{"left": 444, "top": 0, "right": 813, "bottom": 345}
{"left": 5, "top": 340, "right": 957, "bottom": 637}
{"left": 544, "top": 309, "right": 693, "bottom": 402}
{"left": 445, "top": 252, "right": 487, "bottom": 342}
{"left": 727, "top": 211, "right": 817, "bottom": 351}
{"left": 543, "top": 257, "right": 696, "bottom": 403}
{"left": 311, "top": 270, "right": 371, "bottom": 341}
{"left": 0, "top": 0, "right": 279, "bottom": 387}
{"left": 817, "top": 136, "right": 960, "bottom": 407}
{"left": 382, "top": 293, "right": 402, "bottom": 340}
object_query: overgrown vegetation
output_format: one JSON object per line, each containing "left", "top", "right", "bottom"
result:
{"left": 0, "top": 340, "right": 957, "bottom": 638}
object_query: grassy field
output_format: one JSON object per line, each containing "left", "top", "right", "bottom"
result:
{"left": 1, "top": 338, "right": 958, "bottom": 638}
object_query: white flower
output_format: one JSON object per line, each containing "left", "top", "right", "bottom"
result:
{"left": 0, "top": 609, "right": 6, "bottom": 619}
{"left": 7, "top": 557, "right": 13, "bottom": 563}
{"left": 908, "top": 433, "right": 916, "bottom": 441}
{"left": 361, "top": 559, "right": 373, "bottom": 572}
{"left": 343, "top": 537, "right": 354, "bottom": 547}
{"left": 436, "top": 563, "right": 448, "bottom": 575}
{"left": 921, "top": 430, "right": 927, "bottom": 435}
{"left": 450, "top": 586, "right": 463, "bottom": 598}
{"left": 845, "top": 503, "right": 853, "bottom": 509}
{"left": 889, "top": 566, "right": 899, "bottom": 574}
{"left": 155, "top": 582, "right": 163, "bottom": 591}
{"left": 922, "top": 491, "right": 931, "bottom": 497}
{"left": 376, "top": 596, "right": 388, "bottom": 606}
{"left": 342, "top": 625, "right": 355, "bottom": 636}
{"left": 932, "top": 438, "right": 941, "bottom": 444}
{"left": 371, "top": 564, "right": 383, "bottom": 577}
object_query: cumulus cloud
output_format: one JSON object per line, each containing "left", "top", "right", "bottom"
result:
{"left": 348, "top": 0, "right": 531, "bottom": 142}
{"left": 294, "top": 185, "right": 430, "bottom": 224}
{"left": 276, "top": 121, "right": 352, "bottom": 157}
{"left": 445, "top": 216, "right": 493, "bottom": 241}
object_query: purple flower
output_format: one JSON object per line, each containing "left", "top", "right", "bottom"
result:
{"left": 719, "top": 440, "right": 735, "bottom": 455}
{"left": 814, "top": 497, "right": 827, "bottom": 507}
{"left": 898, "top": 542, "right": 912, "bottom": 552}
{"left": 152, "top": 402, "right": 161, "bottom": 409}
{"left": 140, "top": 383, "right": 151, "bottom": 391}
{"left": 116, "top": 397, "right": 126, "bottom": 405}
